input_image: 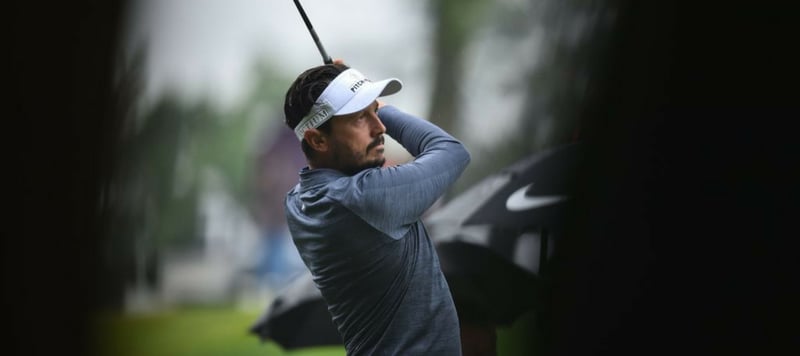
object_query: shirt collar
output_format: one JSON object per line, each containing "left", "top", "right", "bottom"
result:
{"left": 298, "top": 167, "right": 346, "bottom": 191}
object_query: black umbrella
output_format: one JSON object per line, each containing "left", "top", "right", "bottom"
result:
{"left": 426, "top": 143, "right": 581, "bottom": 325}
{"left": 249, "top": 270, "right": 342, "bottom": 350}
{"left": 436, "top": 240, "right": 539, "bottom": 326}
{"left": 463, "top": 143, "right": 582, "bottom": 232}
{"left": 428, "top": 143, "right": 580, "bottom": 274}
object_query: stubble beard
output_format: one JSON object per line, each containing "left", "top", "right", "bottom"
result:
{"left": 333, "top": 136, "right": 386, "bottom": 176}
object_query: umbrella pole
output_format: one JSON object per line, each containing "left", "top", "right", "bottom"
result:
{"left": 539, "top": 228, "right": 548, "bottom": 275}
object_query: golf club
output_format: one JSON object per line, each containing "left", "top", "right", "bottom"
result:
{"left": 292, "top": 0, "right": 332, "bottom": 64}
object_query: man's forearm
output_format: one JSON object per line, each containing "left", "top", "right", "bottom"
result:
{"left": 379, "top": 105, "right": 470, "bottom": 167}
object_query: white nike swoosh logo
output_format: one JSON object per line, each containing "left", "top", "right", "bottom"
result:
{"left": 505, "top": 183, "right": 567, "bottom": 212}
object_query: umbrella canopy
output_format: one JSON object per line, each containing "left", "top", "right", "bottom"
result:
{"left": 249, "top": 270, "right": 342, "bottom": 350}
{"left": 436, "top": 240, "right": 539, "bottom": 326}
{"left": 463, "top": 143, "right": 582, "bottom": 232}
{"left": 425, "top": 143, "right": 581, "bottom": 325}
{"left": 426, "top": 143, "right": 582, "bottom": 276}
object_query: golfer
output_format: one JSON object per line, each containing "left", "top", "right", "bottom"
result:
{"left": 282, "top": 60, "right": 470, "bottom": 355}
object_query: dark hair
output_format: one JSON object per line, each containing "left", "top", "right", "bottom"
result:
{"left": 284, "top": 63, "right": 350, "bottom": 158}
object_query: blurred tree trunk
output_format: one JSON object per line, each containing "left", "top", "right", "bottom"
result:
{"left": 427, "top": 0, "right": 490, "bottom": 203}
{"left": 450, "top": 0, "right": 615, "bottom": 196}
{"left": 9, "top": 0, "right": 128, "bottom": 354}
{"left": 518, "top": 0, "right": 612, "bottom": 150}
{"left": 427, "top": 0, "right": 489, "bottom": 138}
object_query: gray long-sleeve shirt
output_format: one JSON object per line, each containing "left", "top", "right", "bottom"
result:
{"left": 285, "top": 105, "right": 470, "bottom": 355}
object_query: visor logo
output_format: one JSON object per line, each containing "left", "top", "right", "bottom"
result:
{"left": 350, "top": 78, "right": 370, "bottom": 92}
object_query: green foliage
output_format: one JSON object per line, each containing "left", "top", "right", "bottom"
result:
{"left": 109, "top": 55, "right": 288, "bottom": 246}
{"left": 101, "top": 52, "right": 292, "bottom": 306}
{"left": 118, "top": 58, "right": 287, "bottom": 243}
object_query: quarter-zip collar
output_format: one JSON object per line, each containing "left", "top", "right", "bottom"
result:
{"left": 298, "top": 167, "right": 347, "bottom": 192}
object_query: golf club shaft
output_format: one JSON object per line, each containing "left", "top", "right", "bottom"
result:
{"left": 293, "top": 0, "right": 332, "bottom": 64}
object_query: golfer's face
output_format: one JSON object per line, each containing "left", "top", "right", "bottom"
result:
{"left": 328, "top": 101, "right": 386, "bottom": 175}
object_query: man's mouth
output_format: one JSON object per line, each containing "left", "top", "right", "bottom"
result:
{"left": 368, "top": 136, "right": 385, "bottom": 151}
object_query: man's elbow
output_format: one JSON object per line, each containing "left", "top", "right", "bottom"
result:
{"left": 455, "top": 141, "right": 471, "bottom": 168}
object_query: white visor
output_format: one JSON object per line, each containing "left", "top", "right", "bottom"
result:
{"left": 294, "top": 68, "right": 402, "bottom": 140}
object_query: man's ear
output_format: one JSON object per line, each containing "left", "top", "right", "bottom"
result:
{"left": 304, "top": 128, "right": 328, "bottom": 152}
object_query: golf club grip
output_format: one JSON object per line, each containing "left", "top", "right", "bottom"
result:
{"left": 293, "top": 0, "right": 333, "bottom": 64}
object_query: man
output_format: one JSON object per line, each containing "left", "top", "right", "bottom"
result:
{"left": 282, "top": 61, "right": 470, "bottom": 355}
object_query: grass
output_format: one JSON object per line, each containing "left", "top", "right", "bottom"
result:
{"left": 92, "top": 305, "right": 345, "bottom": 356}
{"left": 91, "top": 305, "right": 538, "bottom": 356}
{"left": 497, "top": 310, "right": 540, "bottom": 356}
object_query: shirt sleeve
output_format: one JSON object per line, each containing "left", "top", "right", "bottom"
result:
{"left": 328, "top": 105, "right": 471, "bottom": 239}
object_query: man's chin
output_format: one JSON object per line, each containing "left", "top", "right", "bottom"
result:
{"left": 343, "top": 158, "right": 386, "bottom": 176}
{"left": 366, "top": 158, "right": 386, "bottom": 169}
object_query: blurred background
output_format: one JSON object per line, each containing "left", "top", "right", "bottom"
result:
{"left": 7, "top": 0, "right": 796, "bottom": 356}
{"left": 109, "top": 0, "right": 610, "bottom": 303}
{"left": 91, "top": 1, "right": 612, "bottom": 355}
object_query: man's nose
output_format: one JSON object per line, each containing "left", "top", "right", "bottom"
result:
{"left": 370, "top": 113, "right": 386, "bottom": 135}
